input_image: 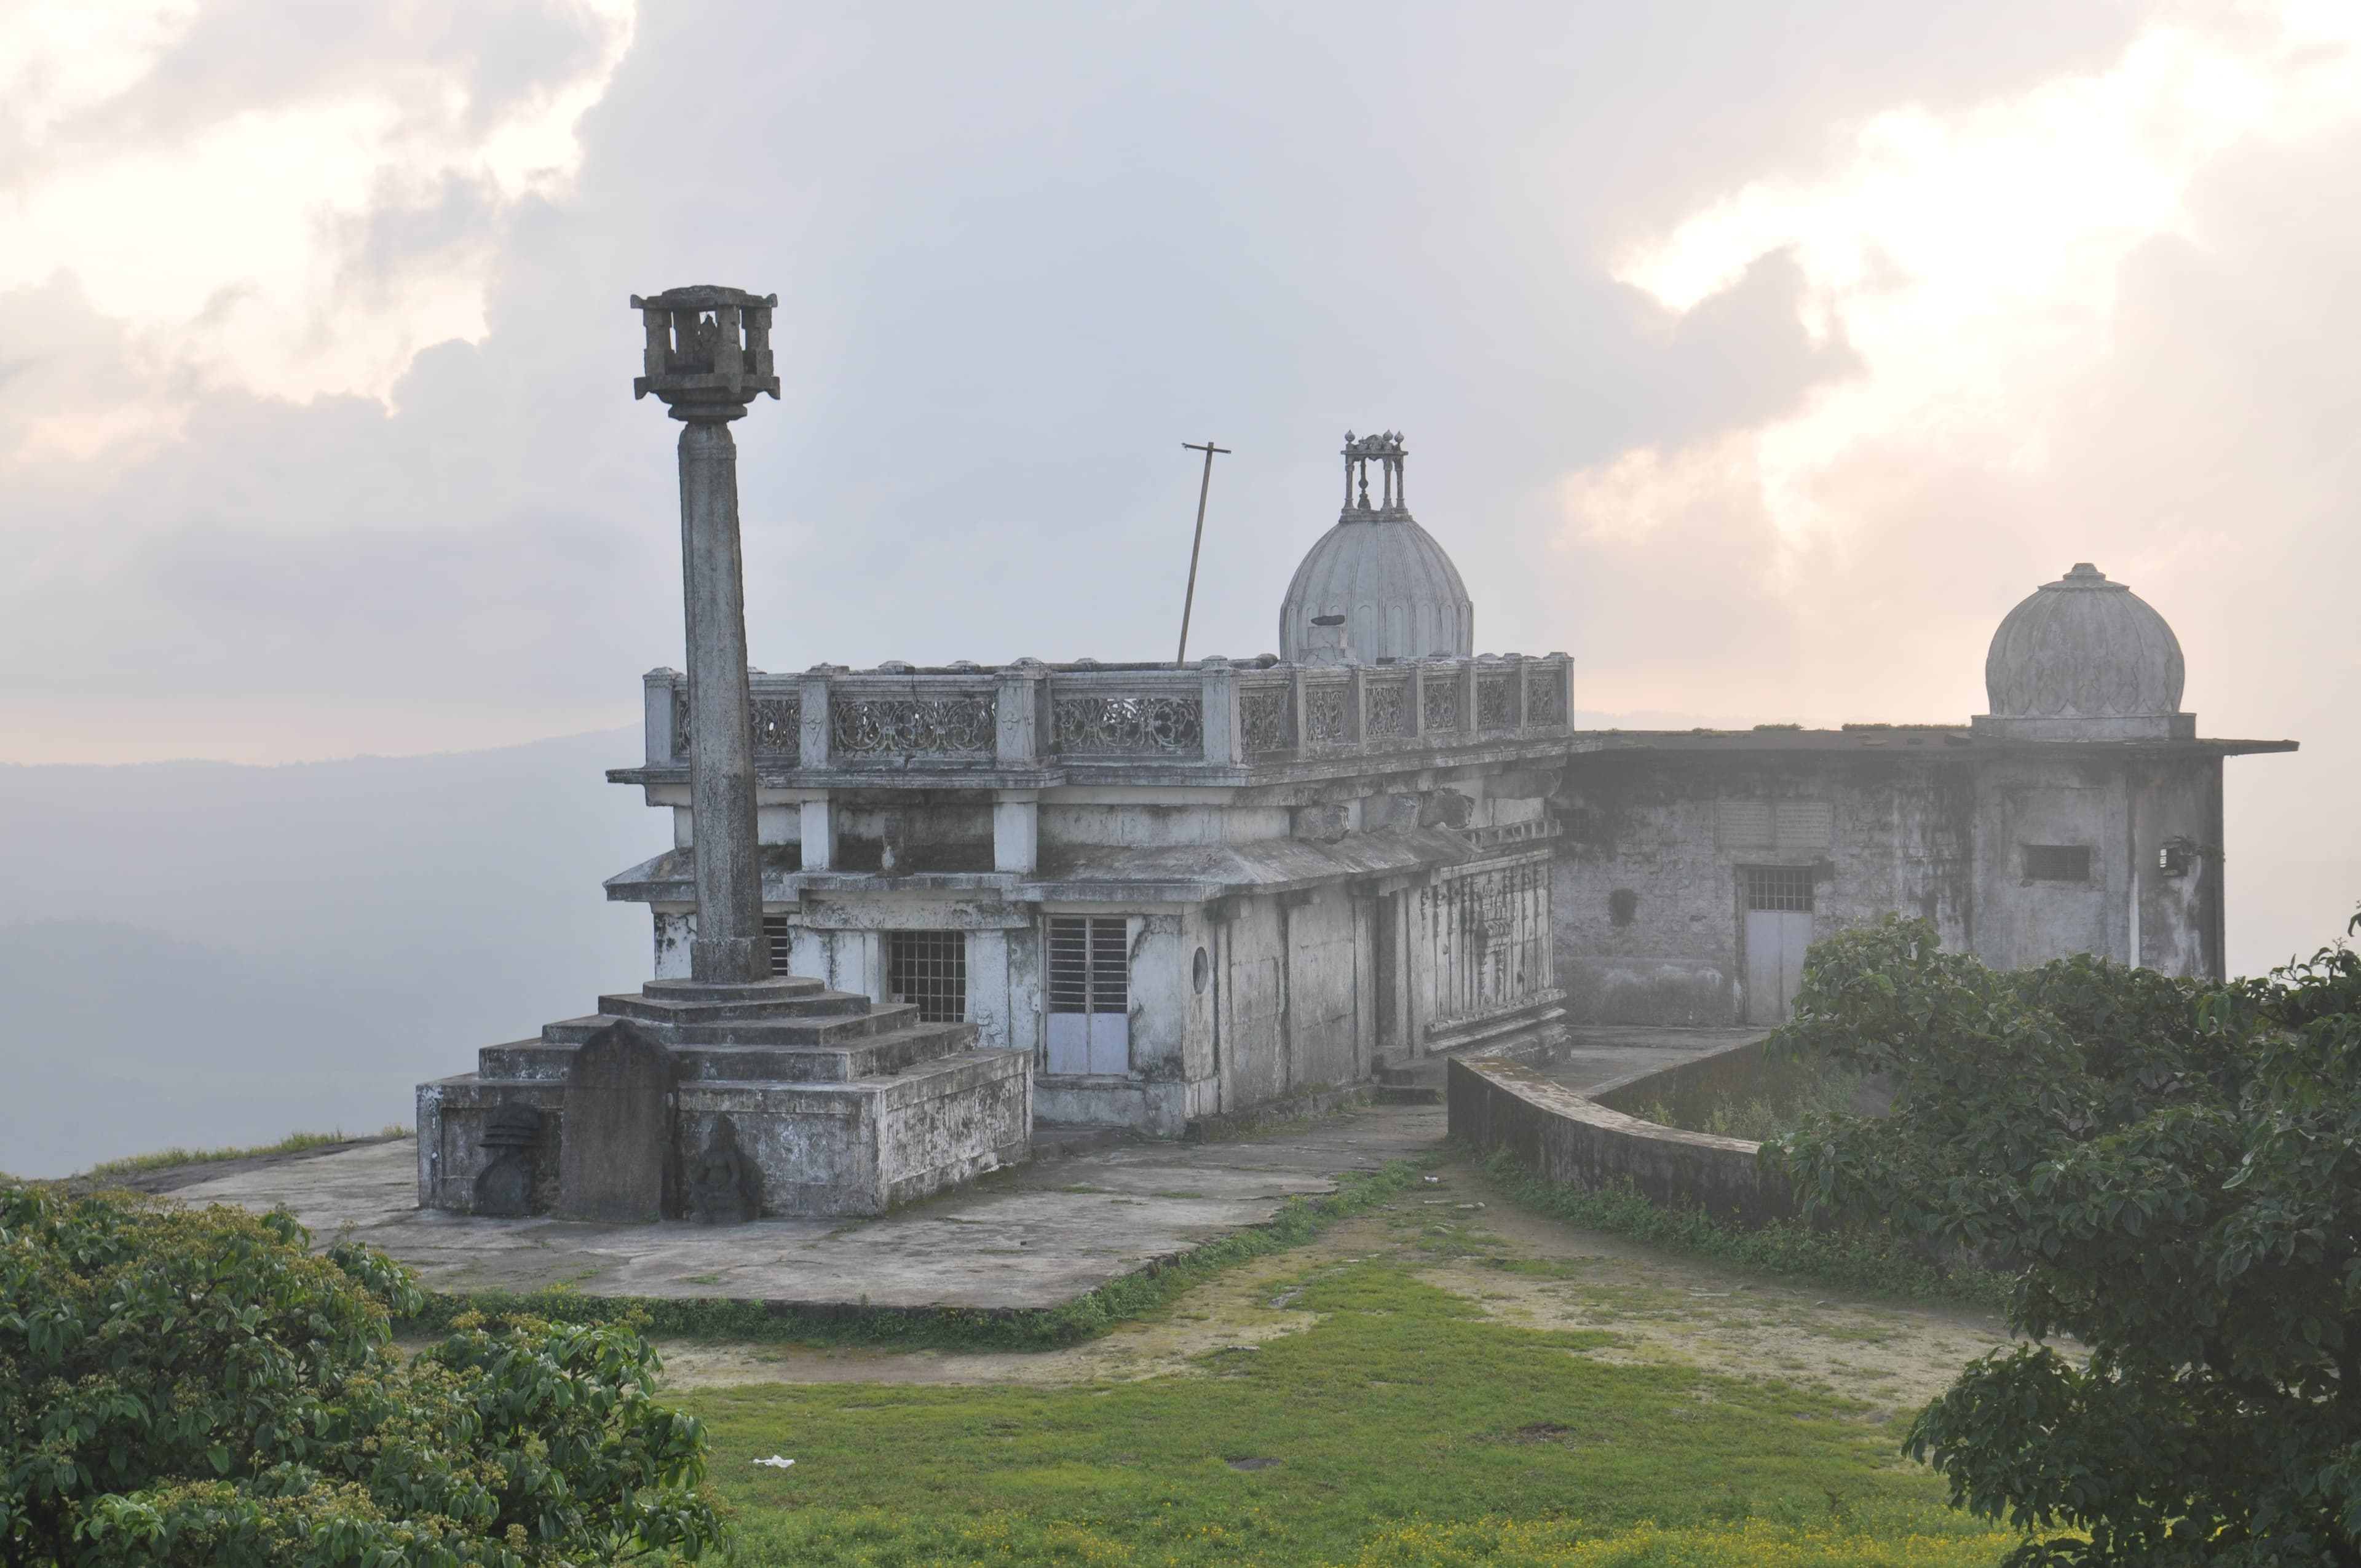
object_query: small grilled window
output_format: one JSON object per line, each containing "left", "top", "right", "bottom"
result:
{"left": 1608, "top": 889, "right": 1639, "bottom": 927}
{"left": 886, "top": 929, "right": 966, "bottom": 1023}
{"left": 1048, "top": 916, "right": 1128, "bottom": 1015}
{"left": 762, "top": 913, "right": 793, "bottom": 977}
{"left": 1744, "top": 866, "right": 1814, "bottom": 913}
{"left": 2024, "top": 845, "right": 2092, "bottom": 883}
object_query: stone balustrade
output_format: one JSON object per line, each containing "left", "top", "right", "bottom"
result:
{"left": 641, "top": 653, "right": 1573, "bottom": 775}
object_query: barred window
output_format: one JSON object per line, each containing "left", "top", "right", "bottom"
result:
{"left": 1048, "top": 916, "right": 1128, "bottom": 1015}
{"left": 2024, "top": 845, "right": 2092, "bottom": 883}
{"left": 763, "top": 912, "right": 793, "bottom": 977}
{"left": 1744, "top": 866, "right": 1814, "bottom": 913}
{"left": 887, "top": 929, "right": 967, "bottom": 1023}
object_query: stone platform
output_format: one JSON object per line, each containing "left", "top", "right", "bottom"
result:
{"left": 186, "top": 1107, "right": 1445, "bottom": 1310}
{"left": 180, "top": 1027, "right": 1749, "bottom": 1312}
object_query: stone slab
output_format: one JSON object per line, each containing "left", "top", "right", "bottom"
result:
{"left": 557, "top": 1021, "right": 675, "bottom": 1222}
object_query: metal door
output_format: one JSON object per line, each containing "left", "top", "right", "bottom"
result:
{"left": 1046, "top": 916, "right": 1130, "bottom": 1074}
{"left": 1743, "top": 867, "right": 1815, "bottom": 1026}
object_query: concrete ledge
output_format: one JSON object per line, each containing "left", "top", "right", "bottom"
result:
{"left": 1446, "top": 1049, "right": 1794, "bottom": 1228}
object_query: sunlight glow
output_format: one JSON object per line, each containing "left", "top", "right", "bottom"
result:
{"left": 1571, "top": 7, "right": 2361, "bottom": 556}
{"left": 0, "top": 0, "right": 637, "bottom": 418}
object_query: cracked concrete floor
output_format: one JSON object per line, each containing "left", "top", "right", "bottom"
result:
{"left": 653, "top": 1157, "right": 2032, "bottom": 1423}
{"left": 172, "top": 1105, "right": 1445, "bottom": 1310}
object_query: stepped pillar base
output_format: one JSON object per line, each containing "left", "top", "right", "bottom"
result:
{"left": 415, "top": 974, "right": 1032, "bottom": 1220}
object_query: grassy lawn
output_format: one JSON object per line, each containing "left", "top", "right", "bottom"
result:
{"left": 685, "top": 1189, "right": 2019, "bottom": 1567}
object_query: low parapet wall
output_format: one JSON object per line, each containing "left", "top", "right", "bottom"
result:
{"left": 1447, "top": 1050, "right": 1796, "bottom": 1229}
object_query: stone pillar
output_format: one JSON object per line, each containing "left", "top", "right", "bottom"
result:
{"left": 632, "top": 285, "right": 784, "bottom": 985}
{"left": 994, "top": 793, "right": 1039, "bottom": 874}
{"left": 644, "top": 667, "right": 682, "bottom": 766}
{"left": 800, "top": 798, "right": 836, "bottom": 870}
{"left": 677, "top": 418, "right": 766, "bottom": 981}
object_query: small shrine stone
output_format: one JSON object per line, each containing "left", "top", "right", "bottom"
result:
{"left": 685, "top": 1114, "right": 762, "bottom": 1225}
{"left": 471, "top": 1102, "right": 544, "bottom": 1217}
{"left": 558, "top": 1021, "right": 676, "bottom": 1222}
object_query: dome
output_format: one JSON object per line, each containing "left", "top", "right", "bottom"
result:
{"left": 1279, "top": 431, "right": 1474, "bottom": 663}
{"left": 1975, "top": 563, "right": 2191, "bottom": 741}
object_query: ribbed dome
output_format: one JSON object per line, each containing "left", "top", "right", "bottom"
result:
{"left": 1280, "top": 431, "right": 1473, "bottom": 663}
{"left": 1977, "top": 563, "right": 2188, "bottom": 740}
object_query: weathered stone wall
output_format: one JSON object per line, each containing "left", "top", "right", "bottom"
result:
{"left": 1552, "top": 750, "right": 1978, "bottom": 1026}
{"left": 1446, "top": 1053, "right": 1795, "bottom": 1228}
{"left": 1970, "top": 750, "right": 2225, "bottom": 978}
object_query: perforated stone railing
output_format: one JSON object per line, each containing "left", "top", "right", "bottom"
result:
{"left": 642, "top": 652, "right": 1572, "bottom": 774}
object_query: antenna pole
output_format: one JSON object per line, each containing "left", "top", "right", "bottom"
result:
{"left": 1176, "top": 439, "right": 1230, "bottom": 668}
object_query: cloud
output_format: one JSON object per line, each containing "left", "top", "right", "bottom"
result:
{"left": 0, "top": 0, "right": 634, "bottom": 416}
{"left": 1569, "top": 5, "right": 2361, "bottom": 564}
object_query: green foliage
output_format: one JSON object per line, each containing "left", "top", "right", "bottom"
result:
{"left": 398, "top": 1155, "right": 1438, "bottom": 1353}
{"left": 696, "top": 1257, "right": 2004, "bottom": 1566}
{"left": 1474, "top": 1149, "right": 2010, "bottom": 1313}
{"left": 0, "top": 1182, "right": 721, "bottom": 1566}
{"left": 1765, "top": 911, "right": 2361, "bottom": 1566}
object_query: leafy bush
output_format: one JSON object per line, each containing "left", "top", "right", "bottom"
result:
{"left": 0, "top": 1182, "right": 721, "bottom": 1566}
{"left": 1766, "top": 912, "right": 2361, "bottom": 1566}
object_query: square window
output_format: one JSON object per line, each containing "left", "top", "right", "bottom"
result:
{"left": 2023, "top": 845, "right": 2092, "bottom": 883}
{"left": 886, "top": 929, "right": 966, "bottom": 1023}
{"left": 1744, "top": 866, "right": 1814, "bottom": 913}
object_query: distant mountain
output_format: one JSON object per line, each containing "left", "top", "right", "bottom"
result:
{"left": 0, "top": 731, "right": 660, "bottom": 1176}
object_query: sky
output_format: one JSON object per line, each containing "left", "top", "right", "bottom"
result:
{"left": 2, "top": 0, "right": 2357, "bottom": 975}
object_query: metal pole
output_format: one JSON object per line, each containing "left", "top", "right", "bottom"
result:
{"left": 1176, "top": 439, "right": 1230, "bottom": 668}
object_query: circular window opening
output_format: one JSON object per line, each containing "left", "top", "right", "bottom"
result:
{"left": 1192, "top": 945, "right": 1211, "bottom": 992}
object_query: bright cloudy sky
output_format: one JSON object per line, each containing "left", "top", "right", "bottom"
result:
{"left": 2, "top": 0, "right": 2356, "bottom": 970}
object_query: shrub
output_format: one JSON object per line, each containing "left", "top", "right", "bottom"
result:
{"left": 1766, "top": 912, "right": 2361, "bottom": 1566}
{"left": 0, "top": 1182, "right": 722, "bottom": 1566}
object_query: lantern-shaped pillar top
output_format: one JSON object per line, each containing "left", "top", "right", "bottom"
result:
{"left": 630, "top": 285, "right": 782, "bottom": 421}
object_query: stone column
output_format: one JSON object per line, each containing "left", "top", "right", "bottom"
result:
{"left": 632, "top": 285, "right": 785, "bottom": 985}
{"left": 676, "top": 416, "right": 766, "bottom": 981}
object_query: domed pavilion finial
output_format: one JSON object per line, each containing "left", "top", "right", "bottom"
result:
{"left": 1972, "top": 562, "right": 2193, "bottom": 742}
{"left": 1286, "top": 429, "right": 1471, "bottom": 662}
{"left": 1342, "top": 430, "right": 1407, "bottom": 516}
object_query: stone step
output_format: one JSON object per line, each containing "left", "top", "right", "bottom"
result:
{"left": 479, "top": 1018, "right": 979, "bottom": 1085}
{"left": 598, "top": 983, "right": 871, "bottom": 1026}
{"left": 641, "top": 975, "right": 828, "bottom": 1004}
{"left": 542, "top": 999, "right": 917, "bottom": 1048}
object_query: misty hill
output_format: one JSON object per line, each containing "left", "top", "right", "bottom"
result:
{"left": 0, "top": 731, "right": 657, "bottom": 1176}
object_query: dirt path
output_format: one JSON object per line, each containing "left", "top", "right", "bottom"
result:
{"left": 655, "top": 1157, "right": 2025, "bottom": 1420}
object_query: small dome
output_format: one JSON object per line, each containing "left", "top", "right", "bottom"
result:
{"left": 1980, "top": 563, "right": 2187, "bottom": 737}
{"left": 1280, "top": 431, "right": 1473, "bottom": 662}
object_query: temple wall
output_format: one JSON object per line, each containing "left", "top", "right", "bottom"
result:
{"left": 1552, "top": 750, "right": 1977, "bottom": 1026}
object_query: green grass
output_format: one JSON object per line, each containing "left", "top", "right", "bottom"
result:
{"left": 688, "top": 1258, "right": 2016, "bottom": 1567}
{"left": 395, "top": 1156, "right": 1439, "bottom": 1352}
{"left": 73, "top": 1125, "right": 409, "bottom": 1179}
{"left": 1473, "top": 1150, "right": 2012, "bottom": 1315}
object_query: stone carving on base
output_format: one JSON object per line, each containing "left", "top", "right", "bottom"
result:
{"left": 558, "top": 1020, "right": 676, "bottom": 1222}
{"left": 686, "top": 1114, "right": 762, "bottom": 1225}
{"left": 471, "top": 1102, "right": 544, "bottom": 1217}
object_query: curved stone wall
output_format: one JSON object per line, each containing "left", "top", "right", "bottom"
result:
{"left": 1445, "top": 1049, "right": 1796, "bottom": 1229}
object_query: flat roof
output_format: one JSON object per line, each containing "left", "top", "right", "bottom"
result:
{"left": 1576, "top": 726, "right": 2296, "bottom": 758}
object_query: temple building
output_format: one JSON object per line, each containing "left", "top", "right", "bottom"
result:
{"left": 416, "top": 304, "right": 2296, "bottom": 1222}
{"left": 593, "top": 430, "right": 2293, "bottom": 1131}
